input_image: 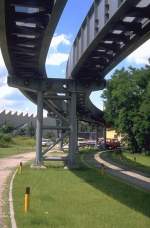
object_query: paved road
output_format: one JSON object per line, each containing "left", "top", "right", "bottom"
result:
{"left": 0, "top": 152, "right": 35, "bottom": 228}
{"left": 83, "top": 152, "right": 150, "bottom": 192}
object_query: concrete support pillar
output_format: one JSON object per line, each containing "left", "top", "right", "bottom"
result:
{"left": 56, "top": 119, "right": 62, "bottom": 150}
{"left": 68, "top": 82, "right": 78, "bottom": 167}
{"left": 103, "top": 126, "right": 106, "bottom": 149}
{"left": 35, "top": 91, "right": 43, "bottom": 165}
{"left": 60, "top": 135, "right": 64, "bottom": 150}
{"left": 60, "top": 120, "right": 64, "bottom": 151}
{"left": 96, "top": 126, "right": 99, "bottom": 148}
{"left": 76, "top": 119, "right": 79, "bottom": 153}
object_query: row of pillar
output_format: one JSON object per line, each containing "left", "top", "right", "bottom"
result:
{"left": 35, "top": 85, "right": 106, "bottom": 167}
{"left": 35, "top": 82, "right": 78, "bottom": 167}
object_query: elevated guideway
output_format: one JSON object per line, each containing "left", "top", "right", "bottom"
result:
{"left": 0, "top": 0, "right": 67, "bottom": 78}
{"left": 66, "top": 0, "right": 150, "bottom": 124}
{"left": 0, "top": 0, "right": 68, "bottom": 119}
{"left": 0, "top": 0, "right": 150, "bottom": 166}
{"left": 0, "top": 0, "right": 71, "bottom": 165}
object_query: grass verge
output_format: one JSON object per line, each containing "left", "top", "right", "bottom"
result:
{"left": 101, "top": 151, "right": 150, "bottom": 177}
{"left": 13, "top": 155, "right": 150, "bottom": 228}
{"left": 0, "top": 136, "right": 35, "bottom": 158}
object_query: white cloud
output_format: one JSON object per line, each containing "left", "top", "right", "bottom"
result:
{"left": 50, "top": 34, "right": 71, "bottom": 51}
{"left": 46, "top": 34, "right": 71, "bottom": 66}
{"left": 0, "top": 81, "right": 49, "bottom": 117}
{"left": 127, "top": 39, "right": 150, "bottom": 65}
{"left": 0, "top": 98, "right": 15, "bottom": 106}
{"left": 0, "top": 35, "right": 71, "bottom": 114}
{"left": 46, "top": 53, "right": 69, "bottom": 66}
{"left": 0, "top": 49, "right": 6, "bottom": 68}
{"left": 0, "top": 82, "right": 21, "bottom": 99}
{"left": 0, "top": 80, "right": 37, "bottom": 115}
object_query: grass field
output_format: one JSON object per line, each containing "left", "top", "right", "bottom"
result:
{"left": 124, "top": 152, "right": 150, "bottom": 168}
{"left": 13, "top": 157, "right": 150, "bottom": 228}
{"left": 0, "top": 136, "right": 35, "bottom": 158}
{"left": 101, "top": 151, "right": 150, "bottom": 177}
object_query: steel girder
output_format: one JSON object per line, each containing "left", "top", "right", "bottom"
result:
{"left": 1, "top": 0, "right": 150, "bottom": 126}
{"left": 67, "top": 0, "right": 150, "bottom": 80}
{"left": 66, "top": 0, "right": 150, "bottom": 125}
{"left": 0, "top": 0, "right": 67, "bottom": 78}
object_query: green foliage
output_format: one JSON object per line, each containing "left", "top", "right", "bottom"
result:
{"left": 18, "top": 128, "right": 26, "bottom": 136}
{"left": 27, "top": 123, "right": 35, "bottom": 137}
{"left": 0, "top": 136, "right": 35, "bottom": 158}
{"left": 45, "top": 131, "right": 55, "bottom": 141}
{"left": 101, "top": 151, "right": 150, "bottom": 177}
{"left": 78, "top": 121, "right": 95, "bottom": 132}
{"left": 0, "top": 133, "right": 13, "bottom": 147}
{"left": 0, "top": 124, "right": 14, "bottom": 134}
{"left": 13, "top": 136, "right": 35, "bottom": 147}
{"left": 102, "top": 66, "right": 150, "bottom": 152}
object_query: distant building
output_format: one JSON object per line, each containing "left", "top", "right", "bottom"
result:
{"left": 79, "top": 130, "right": 103, "bottom": 140}
{"left": 0, "top": 110, "right": 56, "bottom": 137}
{"left": 106, "top": 128, "right": 124, "bottom": 141}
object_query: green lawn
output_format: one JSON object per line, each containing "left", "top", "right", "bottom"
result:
{"left": 101, "top": 151, "right": 150, "bottom": 177}
{"left": 0, "top": 136, "right": 35, "bottom": 158}
{"left": 123, "top": 152, "right": 150, "bottom": 168}
{"left": 13, "top": 160, "right": 150, "bottom": 228}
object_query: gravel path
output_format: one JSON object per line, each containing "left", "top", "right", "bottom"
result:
{"left": 0, "top": 152, "right": 35, "bottom": 227}
{"left": 83, "top": 152, "right": 150, "bottom": 192}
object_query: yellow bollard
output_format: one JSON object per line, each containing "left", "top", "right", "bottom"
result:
{"left": 19, "top": 162, "right": 23, "bottom": 174}
{"left": 24, "top": 187, "right": 30, "bottom": 213}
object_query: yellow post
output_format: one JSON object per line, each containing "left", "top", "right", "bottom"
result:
{"left": 19, "top": 162, "right": 23, "bottom": 174}
{"left": 24, "top": 187, "right": 30, "bottom": 213}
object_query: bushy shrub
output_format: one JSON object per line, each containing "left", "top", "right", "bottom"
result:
{"left": 0, "top": 133, "right": 13, "bottom": 147}
{"left": 0, "top": 124, "right": 14, "bottom": 134}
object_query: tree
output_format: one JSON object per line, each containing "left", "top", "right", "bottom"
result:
{"left": 0, "top": 124, "right": 14, "bottom": 134}
{"left": 27, "top": 122, "right": 35, "bottom": 137}
{"left": 102, "top": 66, "right": 150, "bottom": 152}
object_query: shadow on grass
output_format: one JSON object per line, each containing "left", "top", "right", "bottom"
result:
{"left": 101, "top": 151, "right": 150, "bottom": 177}
{"left": 71, "top": 152, "right": 150, "bottom": 218}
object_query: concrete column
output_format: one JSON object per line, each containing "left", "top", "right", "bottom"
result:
{"left": 103, "top": 126, "right": 106, "bottom": 149}
{"left": 56, "top": 119, "right": 62, "bottom": 150}
{"left": 35, "top": 91, "right": 43, "bottom": 165}
{"left": 60, "top": 131, "right": 64, "bottom": 150}
{"left": 96, "top": 126, "right": 99, "bottom": 148}
{"left": 76, "top": 119, "right": 79, "bottom": 153}
{"left": 68, "top": 81, "right": 78, "bottom": 167}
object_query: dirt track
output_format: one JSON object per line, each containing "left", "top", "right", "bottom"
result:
{"left": 0, "top": 152, "right": 35, "bottom": 227}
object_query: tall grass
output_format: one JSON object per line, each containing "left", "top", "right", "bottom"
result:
{"left": 101, "top": 151, "right": 150, "bottom": 176}
{"left": 0, "top": 136, "right": 35, "bottom": 158}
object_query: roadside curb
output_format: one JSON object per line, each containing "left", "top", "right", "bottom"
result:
{"left": 9, "top": 168, "right": 18, "bottom": 228}
{"left": 96, "top": 152, "right": 150, "bottom": 192}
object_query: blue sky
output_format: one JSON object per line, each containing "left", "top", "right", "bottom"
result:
{"left": 0, "top": 0, "right": 150, "bottom": 116}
